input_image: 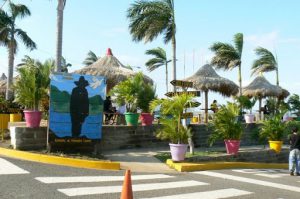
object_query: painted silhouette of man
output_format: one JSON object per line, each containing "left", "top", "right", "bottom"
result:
{"left": 70, "top": 76, "right": 89, "bottom": 137}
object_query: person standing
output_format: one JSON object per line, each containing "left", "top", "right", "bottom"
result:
{"left": 289, "top": 127, "right": 300, "bottom": 176}
{"left": 103, "top": 96, "right": 115, "bottom": 123}
{"left": 210, "top": 100, "right": 218, "bottom": 113}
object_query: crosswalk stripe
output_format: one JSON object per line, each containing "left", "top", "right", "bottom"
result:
{"left": 0, "top": 158, "right": 29, "bottom": 175}
{"left": 232, "top": 169, "right": 287, "bottom": 178}
{"left": 35, "top": 174, "right": 174, "bottom": 183}
{"left": 58, "top": 180, "right": 209, "bottom": 196}
{"left": 195, "top": 171, "right": 300, "bottom": 193}
{"left": 140, "top": 188, "right": 252, "bottom": 199}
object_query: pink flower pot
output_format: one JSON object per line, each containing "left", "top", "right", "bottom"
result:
{"left": 23, "top": 110, "right": 42, "bottom": 128}
{"left": 140, "top": 113, "right": 154, "bottom": 126}
{"left": 224, "top": 140, "right": 240, "bottom": 155}
{"left": 169, "top": 143, "right": 188, "bottom": 161}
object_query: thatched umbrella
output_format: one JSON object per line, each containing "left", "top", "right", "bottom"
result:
{"left": 184, "top": 64, "right": 239, "bottom": 123}
{"left": 74, "top": 48, "right": 153, "bottom": 92}
{"left": 242, "top": 75, "right": 287, "bottom": 114}
{"left": 0, "top": 73, "right": 7, "bottom": 81}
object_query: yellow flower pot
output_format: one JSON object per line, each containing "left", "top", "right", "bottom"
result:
{"left": 10, "top": 113, "right": 22, "bottom": 122}
{"left": 0, "top": 114, "right": 10, "bottom": 130}
{"left": 268, "top": 140, "right": 283, "bottom": 153}
{"left": 192, "top": 116, "right": 199, "bottom": 123}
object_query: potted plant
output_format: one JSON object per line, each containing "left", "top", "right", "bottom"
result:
{"left": 150, "top": 93, "right": 194, "bottom": 161}
{"left": 110, "top": 72, "right": 144, "bottom": 126}
{"left": 236, "top": 96, "right": 257, "bottom": 123}
{"left": 137, "top": 83, "right": 156, "bottom": 126}
{"left": 259, "top": 112, "right": 287, "bottom": 153}
{"left": 208, "top": 102, "right": 243, "bottom": 155}
{"left": 13, "top": 57, "right": 52, "bottom": 127}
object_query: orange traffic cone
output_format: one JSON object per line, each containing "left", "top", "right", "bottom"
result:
{"left": 120, "top": 170, "right": 133, "bottom": 199}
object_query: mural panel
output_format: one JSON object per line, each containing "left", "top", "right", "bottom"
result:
{"left": 49, "top": 73, "right": 106, "bottom": 139}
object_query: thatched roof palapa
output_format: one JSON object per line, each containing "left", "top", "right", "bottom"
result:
{"left": 184, "top": 64, "right": 239, "bottom": 123}
{"left": 243, "top": 76, "right": 282, "bottom": 98}
{"left": 74, "top": 48, "right": 153, "bottom": 92}
{"left": 243, "top": 75, "right": 290, "bottom": 116}
{"left": 185, "top": 64, "right": 239, "bottom": 96}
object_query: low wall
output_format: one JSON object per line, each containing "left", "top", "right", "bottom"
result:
{"left": 10, "top": 126, "right": 47, "bottom": 150}
{"left": 8, "top": 123, "right": 286, "bottom": 151}
{"left": 186, "top": 148, "right": 289, "bottom": 163}
{"left": 190, "top": 123, "right": 262, "bottom": 147}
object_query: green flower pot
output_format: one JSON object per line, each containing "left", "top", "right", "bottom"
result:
{"left": 124, "top": 113, "right": 139, "bottom": 126}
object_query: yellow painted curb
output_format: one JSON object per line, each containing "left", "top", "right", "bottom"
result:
{"left": 166, "top": 159, "right": 288, "bottom": 172}
{"left": 0, "top": 147, "right": 120, "bottom": 170}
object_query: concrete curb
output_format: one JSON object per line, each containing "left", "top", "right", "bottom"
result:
{"left": 0, "top": 147, "right": 120, "bottom": 171}
{"left": 166, "top": 159, "right": 288, "bottom": 172}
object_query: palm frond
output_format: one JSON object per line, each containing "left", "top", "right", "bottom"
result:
{"left": 15, "top": 28, "right": 36, "bottom": 50}
{"left": 127, "top": 0, "right": 175, "bottom": 44}
{"left": 82, "top": 50, "right": 99, "bottom": 66}
{"left": 9, "top": 2, "right": 31, "bottom": 19}
{"left": 252, "top": 47, "right": 277, "bottom": 75}
{"left": 233, "top": 33, "right": 243, "bottom": 57}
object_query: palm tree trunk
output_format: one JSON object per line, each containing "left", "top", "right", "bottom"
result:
{"left": 205, "top": 90, "right": 208, "bottom": 123}
{"left": 276, "top": 67, "right": 279, "bottom": 86}
{"left": 172, "top": 36, "right": 176, "bottom": 92}
{"left": 6, "top": 37, "right": 15, "bottom": 100}
{"left": 259, "top": 97, "right": 262, "bottom": 120}
{"left": 238, "top": 63, "right": 242, "bottom": 96}
{"left": 165, "top": 62, "right": 168, "bottom": 92}
{"left": 56, "top": 0, "right": 65, "bottom": 72}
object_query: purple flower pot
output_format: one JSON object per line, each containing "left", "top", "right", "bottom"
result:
{"left": 169, "top": 143, "right": 188, "bottom": 161}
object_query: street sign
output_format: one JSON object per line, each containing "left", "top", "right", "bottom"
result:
{"left": 190, "top": 101, "right": 201, "bottom": 107}
{"left": 181, "top": 112, "right": 193, "bottom": 118}
{"left": 170, "top": 80, "right": 193, "bottom": 88}
{"left": 165, "top": 91, "right": 201, "bottom": 97}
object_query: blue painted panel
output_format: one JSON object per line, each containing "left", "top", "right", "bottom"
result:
{"left": 49, "top": 73, "right": 106, "bottom": 139}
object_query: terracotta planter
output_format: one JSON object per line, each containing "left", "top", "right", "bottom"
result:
{"left": 224, "top": 139, "right": 240, "bottom": 155}
{"left": 140, "top": 113, "right": 154, "bottom": 126}
{"left": 244, "top": 114, "right": 255, "bottom": 123}
{"left": 124, "top": 112, "right": 139, "bottom": 126}
{"left": 269, "top": 140, "right": 283, "bottom": 153}
{"left": 169, "top": 143, "right": 188, "bottom": 161}
{"left": 10, "top": 113, "right": 22, "bottom": 122}
{"left": 23, "top": 110, "right": 42, "bottom": 128}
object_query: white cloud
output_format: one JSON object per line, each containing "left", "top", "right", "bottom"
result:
{"left": 244, "top": 31, "right": 279, "bottom": 49}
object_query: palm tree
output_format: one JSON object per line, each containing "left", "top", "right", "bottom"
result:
{"left": 15, "top": 56, "right": 53, "bottom": 110}
{"left": 56, "top": 0, "right": 66, "bottom": 72}
{"left": 210, "top": 33, "right": 244, "bottom": 96}
{"left": 0, "top": 2, "right": 37, "bottom": 100}
{"left": 82, "top": 50, "right": 100, "bottom": 66}
{"left": 252, "top": 47, "right": 279, "bottom": 86}
{"left": 61, "top": 56, "right": 71, "bottom": 72}
{"left": 145, "top": 47, "right": 171, "bottom": 92}
{"left": 127, "top": 0, "right": 177, "bottom": 92}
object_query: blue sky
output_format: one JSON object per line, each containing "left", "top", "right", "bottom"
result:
{"left": 1, "top": 0, "right": 299, "bottom": 110}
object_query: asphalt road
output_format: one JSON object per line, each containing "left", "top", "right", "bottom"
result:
{"left": 1, "top": 156, "right": 299, "bottom": 199}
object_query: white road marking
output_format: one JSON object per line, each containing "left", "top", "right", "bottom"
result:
{"left": 58, "top": 180, "right": 209, "bottom": 196}
{"left": 0, "top": 158, "right": 29, "bottom": 175}
{"left": 35, "top": 174, "right": 174, "bottom": 183}
{"left": 195, "top": 171, "right": 300, "bottom": 193}
{"left": 232, "top": 169, "right": 287, "bottom": 178}
{"left": 141, "top": 188, "right": 252, "bottom": 199}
